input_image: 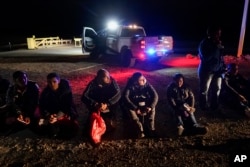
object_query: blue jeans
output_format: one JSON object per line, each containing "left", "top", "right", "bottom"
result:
{"left": 177, "top": 113, "right": 198, "bottom": 128}
{"left": 198, "top": 71, "right": 222, "bottom": 111}
{"left": 129, "top": 108, "right": 156, "bottom": 132}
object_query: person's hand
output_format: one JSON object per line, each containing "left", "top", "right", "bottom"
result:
{"left": 38, "top": 118, "right": 45, "bottom": 126}
{"left": 24, "top": 117, "right": 30, "bottom": 125}
{"left": 49, "top": 114, "right": 57, "bottom": 124}
{"left": 100, "top": 103, "right": 108, "bottom": 111}
{"left": 17, "top": 115, "right": 30, "bottom": 125}
{"left": 136, "top": 109, "right": 141, "bottom": 115}
{"left": 146, "top": 107, "right": 152, "bottom": 113}
{"left": 216, "top": 40, "right": 224, "bottom": 49}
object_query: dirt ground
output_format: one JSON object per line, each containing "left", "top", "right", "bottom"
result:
{"left": 0, "top": 48, "right": 250, "bottom": 167}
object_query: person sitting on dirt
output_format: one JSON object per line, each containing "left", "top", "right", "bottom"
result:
{"left": 0, "top": 71, "right": 40, "bottom": 135}
{"left": 123, "top": 72, "right": 158, "bottom": 138}
{"left": 81, "top": 69, "right": 121, "bottom": 136}
{"left": 0, "top": 75, "right": 10, "bottom": 107}
{"left": 167, "top": 73, "right": 208, "bottom": 136}
{"left": 220, "top": 63, "right": 250, "bottom": 118}
{"left": 38, "top": 72, "right": 79, "bottom": 139}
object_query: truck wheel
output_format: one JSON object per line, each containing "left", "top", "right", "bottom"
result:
{"left": 120, "top": 49, "right": 135, "bottom": 67}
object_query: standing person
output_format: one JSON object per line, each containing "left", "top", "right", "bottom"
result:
{"left": 0, "top": 75, "right": 10, "bottom": 106}
{"left": 81, "top": 69, "right": 121, "bottom": 135}
{"left": 0, "top": 71, "right": 39, "bottom": 134}
{"left": 123, "top": 72, "right": 158, "bottom": 138}
{"left": 167, "top": 73, "right": 208, "bottom": 136}
{"left": 38, "top": 72, "right": 79, "bottom": 139}
{"left": 198, "top": 25, "right": 226, "bottom": 113}
{"left": 220, "top": 63, "right": 250, "bottom": 118}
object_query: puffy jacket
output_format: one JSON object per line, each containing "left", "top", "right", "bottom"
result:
{"left": 6, "top": 81, "right": 39, "bottom": 117}
{"left": 81, "top": 76, "right": 121, "bottom": 111}
{"left": 39, "top": 79, "right": 78, "bottom": 120}
{"left": 124, "top": 82, "right": 158, "bottom": 110}
{"left": 167, "top": 82, "right": 195, "bottom": 115}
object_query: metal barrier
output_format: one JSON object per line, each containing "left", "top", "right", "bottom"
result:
{"left": 27, "top": 35, "right": 72, "bottom": 49}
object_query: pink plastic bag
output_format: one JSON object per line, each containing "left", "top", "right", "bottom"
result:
{"left": 90, "top": 111, "right": 106, "bottom": 144}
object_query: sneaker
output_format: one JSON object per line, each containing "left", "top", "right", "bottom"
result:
{"left": 138, "top": 131, "right": 145, "bottom": 138}
{"left": 177, "top": 125, "right": 184, "bottom": 136}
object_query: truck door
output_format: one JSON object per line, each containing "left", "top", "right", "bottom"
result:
{"left": 82, "top": 27, "right": 98, "bottom": 53}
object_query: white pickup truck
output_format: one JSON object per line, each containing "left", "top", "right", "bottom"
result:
{"left": 82, "top": 24, "right": 173, "bottom": 67}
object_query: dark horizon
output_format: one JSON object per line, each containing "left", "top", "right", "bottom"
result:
{"left": 0, "top": 0, "right": 249, "bottom": 55}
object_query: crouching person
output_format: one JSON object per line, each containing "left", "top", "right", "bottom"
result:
{"left": 0, "top": 71, "right": 39, "bottom": 135}
{"left": 81, "top": 69, "right": 121, "bottom": 140}
{"left": 123, "top": 72, "right": 158, "bottom": 138}
{"left": 38, "top": 72, "right": 79, "bottom": 139}
{"left": 167, "top": 73, "right": 208, "bottom": 136}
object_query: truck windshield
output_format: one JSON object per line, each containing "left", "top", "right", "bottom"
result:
{"left": 120, "top": 29, "right": 145, "bottom": 37}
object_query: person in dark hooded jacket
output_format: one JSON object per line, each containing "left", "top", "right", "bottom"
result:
{"left": 0, "top": 71, "right": 39, "bottom": 134}
{"left": 123, "top": 72, "right": 158, "bottom": 138}
{"left": 81, "top": 69, "right": 121, "bottom": 134}
{"left": 38, "top": 72, "right": 79, "bottom": 139}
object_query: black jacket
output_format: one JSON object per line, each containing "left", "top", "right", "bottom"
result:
{"left": 81, "top": 77, "right": 121, "bottom": 111}
{"left": 198, "top": 37, "right": 224, "bottom": 73}
{"left": 39, "top": 79, "right": 78, "bottom": 119}
{"left": 124, "top": 82, "right": 158, "bottom": 110}
{"left": 6, "top": 81, "right": 39, "bottom": 117}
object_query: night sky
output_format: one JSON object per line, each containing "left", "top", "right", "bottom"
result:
{"left": 0, "top": 0, "right": 249, "bottom": 50}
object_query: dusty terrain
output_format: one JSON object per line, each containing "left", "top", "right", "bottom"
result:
{"left": 0, "top": 46, "right": 250, "bottom": 167}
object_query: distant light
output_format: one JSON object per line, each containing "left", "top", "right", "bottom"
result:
{"left": 139, "top": 53, "right": 146, "bottom": 60}
{"left": 128, "top": 24, "right": 137, "bottom": 29}
{"left": 107, "top": 20, "right": 119, "bottom": 30}
{"left": 147, "top": 48, "right": 155, "bottom": 55}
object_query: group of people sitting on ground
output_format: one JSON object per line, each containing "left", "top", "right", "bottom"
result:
{"left": 0, "top": 71, "right": 79, "bottom": 139}
{"left": 0, "top": 64, "right": 250, "bottom": 142}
